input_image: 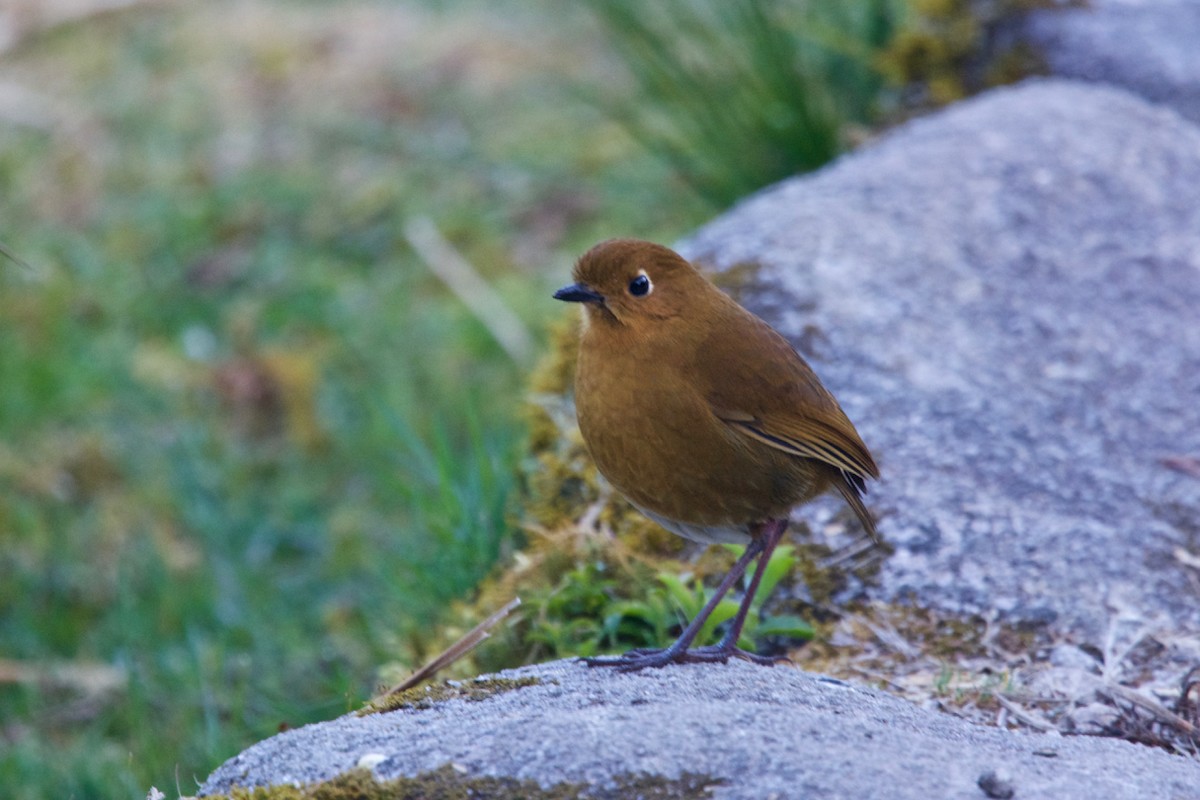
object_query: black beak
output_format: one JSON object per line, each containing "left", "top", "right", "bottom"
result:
{"left": 553, "top": 282, "right": 604, "bottom": 304}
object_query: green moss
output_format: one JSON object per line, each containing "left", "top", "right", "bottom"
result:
{"left": 985, "top": 42, "right": 1049, "bottom": 88}
{"left": 877, "top": 0, "right": 1062, "bottom": 110}
{"left": 792, "top": 541, "right": 842, "bottom": 606}
{"left": 358, "top": 677, "right": 543, "bottom": 716}
{"left": 599, "top": 772, "right": 725, "bottom": 799}
{"left": 210, "top": 765, "right": 724, "bottom": 800}
{"left": 707, "top": 259, "right": 768, "bottom": 297}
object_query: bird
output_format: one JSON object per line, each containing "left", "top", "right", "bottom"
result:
{"left": 554, "top": 238, "right": 879, "bottom": 670}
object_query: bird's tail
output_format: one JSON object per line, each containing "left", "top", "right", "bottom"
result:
{"left": 834, "top": 472, "right": 878, "bottom": 542}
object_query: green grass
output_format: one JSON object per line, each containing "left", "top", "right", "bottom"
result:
{"left": 0, "top": 3, "right": 706, "bottom": 798}
{"left": 583, "top": 0, "right": 902, "bottom": 205}
{"left": 0, "top": 1, "right": 906, "bottom": 797}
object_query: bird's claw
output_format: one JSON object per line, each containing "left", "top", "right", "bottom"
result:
{"left": 581, "top": 645, "right": 788, "bottom": 672}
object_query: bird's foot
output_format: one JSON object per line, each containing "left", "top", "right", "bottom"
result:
{"left": 683, "top": 644, "right": 788, "bottom": 667}
{"left": 582, "top": 644, "right": 787, "bottom": 672}
{"left": 582, "top": 647, "right": 674, "bottom": 671}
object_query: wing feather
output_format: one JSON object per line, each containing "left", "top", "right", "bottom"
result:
{"left": 723, "top": 416, "right": 879, "bottom": 483}
{"left": 696, "top": 296, "right": 880, "bottom": 538}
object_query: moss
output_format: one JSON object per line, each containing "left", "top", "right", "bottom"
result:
{"left": 984, "top": 41, "right": 1048, "bottom": 88}
{"left": 528, "top": 314, "right": 581, "bottom": 398}
{"left": 526, "top": 314, "right": 582, "bottom": 457}
{"left": 384, "top": 511, "right": 695, "bottom": 678}
{"left": 707, "top": 259, "right": 767, "bottom": 298}
{"left": 598, "top": 772, "right": 724, "bottom": 799}
{"left": 210, "top": 765, "right": 724, "bottom": 800}
{"left": 358, "top": 676, "right": 543, "bottom": 716}
{"left": 793, "top": 541, "right": 842, "bottom": 606}
{"left": 876, "top": 0, "right": 1064, "bottom": 112}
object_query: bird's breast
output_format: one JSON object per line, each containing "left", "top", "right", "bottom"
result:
{"left": 574, "top": 336, "right": 823, "bottom": 534}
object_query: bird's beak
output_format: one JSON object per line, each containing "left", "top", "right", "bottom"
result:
{"left": 553, "top": 282, "right": 604, "bottom": 304}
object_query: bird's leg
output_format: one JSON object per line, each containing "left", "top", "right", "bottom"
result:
{"left": 583, "top": 534, "right": 765, "bottom": 670}
{"left": 686, "top": 517, "right": 790, "bottom": 665}
{"left": 658, "top": 535, "right": 765, "bottom": 655}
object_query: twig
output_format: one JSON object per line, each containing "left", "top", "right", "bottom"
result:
{"left": 383, "top": 597, "right": 521, "bottom": 697}
{"left": 847, "top": 665, "right": 908, "bottom": 694}
{"left": 1174, "top": 547, "right": 1200, "bottom": 571}
{"left": 823, "top": 536, "right": 875, "bottom": 568}
{"left": 860, "top": 617, "right": 920, "bottom": 659}
{"left": 403, "top": 215, "right": 534, "bottom": 365}
{"left": 0, "top": 657, "right": 124, "bottom": 695}
{"left": 1099, "top": 681, "right": 1198, "bottom": 736}
{"left": 996, "top": 694, "right": 1058, "bottom": 732}
{"left": 0, "top": 240, "right": 33, "bottom": 273}
{"left": 1176, "top": 666, "right": 1200, "bottom": 722}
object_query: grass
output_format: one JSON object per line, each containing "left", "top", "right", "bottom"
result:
{"left": 0, "top": 1, "right": 907, "bottom": 798}
{"left": 583, "top": 0, "right": 902, "bottom": 205}
{"left": 0, "top": 3, "right": 706, "bottom": 798}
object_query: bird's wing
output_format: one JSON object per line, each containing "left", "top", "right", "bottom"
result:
{"left": 715, "top": 400, "right": 880, "bottom": 542}
{"left": 717, "top": 411, "right": 879, "bottom": 485}
{"left": 690, "top": 298, "right": 880, "bottom": 539}
{"left": 697, "top": 304, "right": 880, "bottom": 486}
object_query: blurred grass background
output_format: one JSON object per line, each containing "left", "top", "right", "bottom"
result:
{"left": 0, "top": 0, "right": 1011, "bottom": 796}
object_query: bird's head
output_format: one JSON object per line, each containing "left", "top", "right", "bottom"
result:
{"left": 553, "top": 238, "right": 707, "bottom": 328}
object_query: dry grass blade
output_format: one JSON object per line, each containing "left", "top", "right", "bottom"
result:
{"left": 1176, "top": 666, "right": 1200, "bottom": 723}
{"left": 1099, "top": 681, "right": 1198, "bottom": 737}
{"left": 995, "top": 694, "right": 1058, "bottom": 733}
{"left": 861, "top": 616, "right": 919, "bottom": 659}
{"left": 0, "top": 239, "right": 34, "bottom": 273}
{"left": 382, "top": 597, "right": 522, "bottom": 697}
{"left": 1175, "top": 547, "right": 1200, "bottom": 571}
{"left": 403, "top": 216, "right": 534, "bottom": 365}
{"left": 0, "top": 658, "right": 125, "bottom": 695}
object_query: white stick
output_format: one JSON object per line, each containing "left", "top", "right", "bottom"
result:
{"left": 403, "top": 216, "right": 534, "bottom": 365}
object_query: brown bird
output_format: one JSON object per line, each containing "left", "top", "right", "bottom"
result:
{"left": 554, "top": 238, "right": 879, "bottom": 670}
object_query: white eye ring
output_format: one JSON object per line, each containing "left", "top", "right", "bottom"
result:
{"left": 628, "top": 270, "right": 653, "bottom": 297}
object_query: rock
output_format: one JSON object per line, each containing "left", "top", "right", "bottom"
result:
{"left": 681, "top": 79, "right": 1200, "bottom": 659}
{"left": 199, "top": 78, "right": 1200, "bottom": 797}
{"left": 1023, "top": 0, "right": 1200, "bottom": 122}
{"left": 199, "top": 659, "right": 1200, "bottom": 799}
{"left": 977, "top": 768, "right": 1016, "bottom": 800}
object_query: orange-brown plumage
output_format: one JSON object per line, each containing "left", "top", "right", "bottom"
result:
{"left": 555, "top": 238, "right": 879, "bottom": 669}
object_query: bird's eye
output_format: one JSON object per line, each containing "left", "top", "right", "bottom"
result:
{"left": 628, "top": 273, "right": 652, "bottom": 297}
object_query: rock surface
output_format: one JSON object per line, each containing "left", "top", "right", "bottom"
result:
{"left": 200, "top": 78, "right": 1200, "bottom": 796}
{"left": 1023, "top": 0, "right": 1200, "bottom": 122}
{"left": 199, "top": 658, "right": 1200, "bottom": 799}
{"left": 682, "top": 79, "right": 1200, "bottom": 655}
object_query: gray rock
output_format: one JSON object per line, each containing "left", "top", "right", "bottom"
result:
{"left": 681, "top": 79, "right": 1200, "bottom": 654}
{"left": 1023, "top": 0, "right": 1200, "bottom": 122}
{"left": 200, "top": 79, "right": 1200, "bottom": 798}
{"left": 199, "top": 659, "right": 1200, "bottom": 799}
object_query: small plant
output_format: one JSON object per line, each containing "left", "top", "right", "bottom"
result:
{"left": 522, "top": 543, "right": 813, "bottom": 660}
{"left": 526, "top": 562, "right": 627, "bottom": 657}
{"left": 658, "top": 545, "right": 815, "bottom": 650}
